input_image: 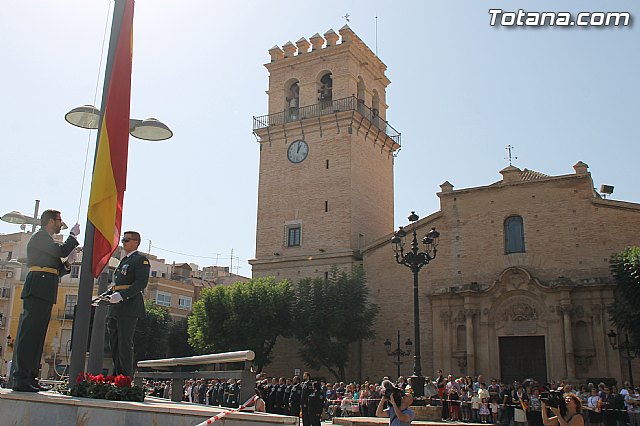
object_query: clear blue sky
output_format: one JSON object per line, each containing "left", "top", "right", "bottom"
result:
{"left": 1, "top": 1, "right": 638, "bottom": 275}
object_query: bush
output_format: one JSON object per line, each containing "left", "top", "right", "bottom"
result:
{"left": 69, "top": 372, "right": 144, "bottom": 402}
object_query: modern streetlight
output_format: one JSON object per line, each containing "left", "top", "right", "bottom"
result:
{"left": 384, "top": 330, "right": 412, "bottom": 379}
{"left": 1, "top": 200, "right": 70, "bottom": 232}
{"left": 65, "top": 105, "right": 173, "bottom": 141}
{"left": 607, "top": 329, "right": 637, "bottom": 387}
{"left": 391, "top": 211, "right": 439, "bottom": 400}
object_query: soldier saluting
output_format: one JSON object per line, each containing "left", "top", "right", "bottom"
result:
{"left": 106, "top": 231, "right": 150, "bottom": 377}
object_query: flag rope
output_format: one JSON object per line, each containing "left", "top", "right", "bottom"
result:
{"left": 76, "top": 0, "right": 114, "bottom": 226}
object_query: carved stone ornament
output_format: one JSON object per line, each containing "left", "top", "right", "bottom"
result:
{"left": 502, "top": 302, "right": 538, "bottom": 322}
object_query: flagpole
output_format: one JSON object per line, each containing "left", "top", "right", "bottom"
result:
{"left": 68, "top": 0, "right": 129, "bottom": 384}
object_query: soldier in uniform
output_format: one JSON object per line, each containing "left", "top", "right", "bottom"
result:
{"left": 301, "top": 371, "right": 312, "bottom": 426}
{"left": 12, "top": 209, "right": 79, "bottom": 392}
{"left": 268, "top": 377, "right": 279, "bottom": 413}
{"left": 106, "top": 231, "right": 150, "bottom": 377}
{"left": 289, "top": 375, "right": 302, "bottom": 417}
{"left": 308, "top": 381, "right": 326, "bottom": 426}
{"left": 228, "top": 378, "right": 239, "bottom": 408}
{"left": 284, "top": 377, "right": 293, "bottom": 414}
{"left": 276, "top": 377, "right": 287, "bottom": 413}
{"left": 217, "top": 378, "right": 228, "bottom": 406}
{"left": 209, "top": 379, "right": 220, "bottom": 406}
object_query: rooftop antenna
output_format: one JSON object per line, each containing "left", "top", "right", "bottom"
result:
{"left": 375, "top": 15, "right": 378, "bottom": 55}
{"left": 343, "top": 13, "right": 350, "bottom": 23}
{"left": 505, "top": 144, "right": 518, "bottom": 166}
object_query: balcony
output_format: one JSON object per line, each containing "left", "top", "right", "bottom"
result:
{"left": 253, "top": 96, "right": 401, "bottom": 146}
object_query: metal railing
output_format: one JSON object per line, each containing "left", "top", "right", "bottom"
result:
{"left": 253, "top": 96, "right": 401, "bottom": 146}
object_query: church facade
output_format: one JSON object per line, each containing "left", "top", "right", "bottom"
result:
{"left": 361, "top": 162, "right": 640, "bottom": 383}
{"left": 250, "top": 27, "right": 639, "bottom": 384}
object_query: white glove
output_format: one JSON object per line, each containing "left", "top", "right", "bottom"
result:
{"left": 66, "top": 248, "right": 78, "bottom": 263}
{"left": 109, "top": 292, "right": 123, "bottom": 304}
{"left": 70, "top": 223, "right": 81, "bottom": 238}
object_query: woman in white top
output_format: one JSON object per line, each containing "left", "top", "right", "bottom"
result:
{"left": 587, "top": 388, "right": 603, "bottom": 426}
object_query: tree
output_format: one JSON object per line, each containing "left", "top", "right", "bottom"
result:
{"left": 134, "top": 300, "right": 172, "bottom": 362}
{"left": 609, "top": 247, "right": 640, "bottom": 350}
{"left": 188, "top": 277, "right": 292, "bottom": 373}
{"left": 291, "top": 266, "right": 378, "bottom": 381}
{"left": 167, "top": 317, "right": 195, "bottom": 358}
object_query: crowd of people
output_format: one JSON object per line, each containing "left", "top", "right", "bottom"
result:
{"left": 423, "top": 371, "right": 639, "bottom": 426}
{"left": 140, "top": 371, "right": 640, "bottom": 426}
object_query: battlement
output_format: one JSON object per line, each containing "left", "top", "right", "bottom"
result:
{"left": 268, "top": 25, "right": 385, "bottom": 68}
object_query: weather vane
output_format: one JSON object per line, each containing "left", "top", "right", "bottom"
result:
{"left": 343, "top": 13, "right": 350, "bottom": 23}
{"left": 505, "top": 144, "right": 518, "bottom": 166}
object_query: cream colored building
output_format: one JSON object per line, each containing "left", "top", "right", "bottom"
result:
{"left": 250, "top": 26, "right": 639, "bottom": 384}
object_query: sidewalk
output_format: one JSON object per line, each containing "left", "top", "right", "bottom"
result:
{"left": 330, "top": 417, "right": 488, "bottom": 426}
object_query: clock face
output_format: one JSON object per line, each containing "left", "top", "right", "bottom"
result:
{"left": 287, "top": 140, "right": 309, "bottom": 163}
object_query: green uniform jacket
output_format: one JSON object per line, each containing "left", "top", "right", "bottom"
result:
{"left": 23, "top": 229, "right": 78, "bottom": 304}
{"left": 107, "top": 251, "right": 150, "bottom": 318}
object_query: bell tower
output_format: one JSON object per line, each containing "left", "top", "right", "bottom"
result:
{"left": 250, "top": 25, "right": 401, "bottom": 281}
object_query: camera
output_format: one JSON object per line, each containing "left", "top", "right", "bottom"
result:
{"left": 381, "top": 380, "right": 405, "bottom": 406}
{"left": 542, "top": 390, "right": 567, "bottom": 416}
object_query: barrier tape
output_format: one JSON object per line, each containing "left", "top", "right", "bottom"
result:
{"left": 319, "top": 397, "right": 633, "bottom": 414}
{"left": 195, "top": 395, "right": 257, "bottom": 426}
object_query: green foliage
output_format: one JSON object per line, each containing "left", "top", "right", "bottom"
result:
{"left": 291, "top": 266, "right": 378, "bottom": 381}
{"left": 609, "top": 247, "right": 640, "bottom": 350}
{"left": 134, "top": 300, "right": 172, "bottom": 361}
{"left": 188, "top": 277, "right": 293, "bottom": 372}
{"left": 167, "top": 317, "right": 195, "bottom": 357}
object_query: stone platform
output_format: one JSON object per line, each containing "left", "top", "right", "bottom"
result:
{"left": 0, "top": 388, "right": 298, "bottom": 426}
{"left": 332, "top": 414, "right": 486, "bottom": 426}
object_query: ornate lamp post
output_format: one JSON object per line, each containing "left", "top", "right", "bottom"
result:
{"left": 607, "top": 330, "right": 637, "bottom": 387}
{"left": 391, "top": 211, "right": 439, "bottom": 399}
{"left": 384, "top": 330, "right": 412, "bottom": 379}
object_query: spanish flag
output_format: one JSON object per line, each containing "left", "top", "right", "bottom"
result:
{"left": 520, "top": 397, "right": 528, "bottom": 411}
{"left": 87, "top": 0, "right": 134, "bottom": 277}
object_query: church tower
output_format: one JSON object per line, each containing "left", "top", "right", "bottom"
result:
{"left": 250, "top": 25, "right": 400, "bottom": 285}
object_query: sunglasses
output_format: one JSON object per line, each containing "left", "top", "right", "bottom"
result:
{"left": 121, "top": 237, "right": 138, "bottom": 243}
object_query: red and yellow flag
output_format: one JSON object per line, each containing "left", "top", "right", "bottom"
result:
{"left": 87, "top": 0, "right": 134, "bottom": 277}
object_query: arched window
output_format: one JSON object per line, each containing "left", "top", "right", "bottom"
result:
{"left": 286, "top": 81, "right": 299, "bottom": 108}
{"left": 318, "top": 73, "right": 332, "bottom": 107}
{"left": 285, "top": 81, "right": 300, "bottom": 121}
{"left": 372, "top": 90, "right": 381, "bottom": 127}
{"left": 504, "top": 216, "right": 525, "bottom": 254}
{"left": 357, "top": 76, "right": 366, "bottom": 114}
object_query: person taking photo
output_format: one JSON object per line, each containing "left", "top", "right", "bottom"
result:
{"left": 376, "top": 388, "right": 415, "bottom": 426}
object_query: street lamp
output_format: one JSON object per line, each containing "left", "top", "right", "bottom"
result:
{"left": 384, "top": 330, "right": 412, "bottom": 379}
{"left": 65, "top": 105, "right": 173, "bottom": 141}
{"left": 607, "top": 329, "right": 637, "bottom": 387}
{"left": 391, "top": 211, "right": 439, "bottom": 400}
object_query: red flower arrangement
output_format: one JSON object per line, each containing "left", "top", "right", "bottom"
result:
{"left": 70, "top": 372, "right": 143, "bottom": 401}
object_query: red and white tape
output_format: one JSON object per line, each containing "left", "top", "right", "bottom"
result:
{"left": 195, "top": 395, "right": 258, "bottom": 426}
